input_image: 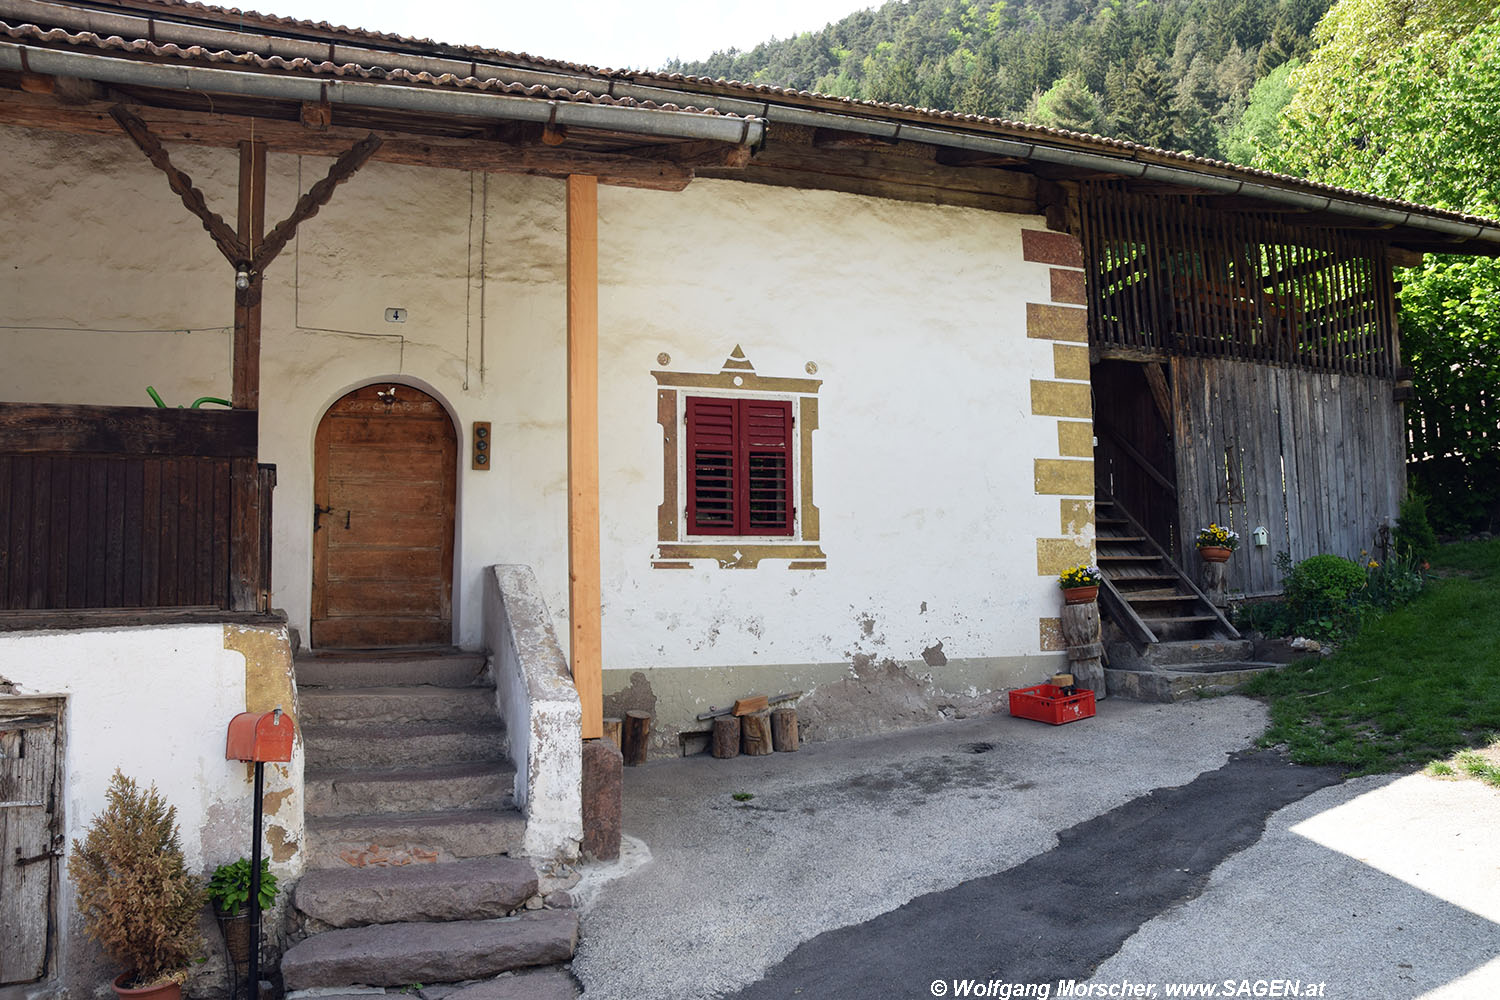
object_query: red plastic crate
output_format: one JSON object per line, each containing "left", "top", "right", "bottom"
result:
{"left": 1008, "top": 683, "right": 1096, "bottom": 725}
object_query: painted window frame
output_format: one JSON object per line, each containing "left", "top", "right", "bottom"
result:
{"left": 652, "top": 351, "right": 825, "bottom": 569}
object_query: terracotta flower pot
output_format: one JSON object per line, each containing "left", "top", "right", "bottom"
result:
{"left": 111, "top": 972, "right": 182, "bottom": 1000}
{"left": 1198, "top": 545, "right": 1232, "bottom": 563}
{"left": 1061, "top": 585, "right": 1099, "bottom": 605}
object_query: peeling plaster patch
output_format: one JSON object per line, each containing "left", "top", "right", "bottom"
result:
{"left": 858, "top": 614, "right": 876, "bottom": 638}
{"left": 200, "top": 798, "right": 246, "bottom": 865}
{"left": 800, "top": 654, "right": 998, "bottom": 742}
{"left": 0, "top": 675, "right": 17, "bottom": 694}
{"left": 602, "top": 670, "right": 658, "bottom": 722}
{"left": 744, "top": 617, "right": 765, "bottom": 639}
{"left": 921, "top": 642, "right": 948, "bottom": 667}
{"left": 262, "top": 787, "right": 294, "bottom": 814}
{"left": 920, "top": 602, "right": 928, "bottom": 614}
{"left": 266, "top": 825, "right": 300, "bottom": 863}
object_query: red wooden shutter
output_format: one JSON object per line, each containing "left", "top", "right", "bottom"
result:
{"left": 741, "top": 398, "right": 794, "bottom": 536}
{"left": 686, "top": 397, "right": 738, "bottom": 534}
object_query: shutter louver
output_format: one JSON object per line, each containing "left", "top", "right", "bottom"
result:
{"left": 742, "top": 399, "right": 793, "bottom": 536}
{"left": 686, "top": 396, "right": 794, "bottom": 536}
{"left": 687, "top": 397, "right": 738, "bottom": 534}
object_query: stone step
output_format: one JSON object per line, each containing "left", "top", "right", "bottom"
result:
{"left": 296, "top": 651, "right": 490, "bottom": 689}
{"left": 306, "top": 808, "right": 526, "bottom": 870}
{"left": 1143, "top": 638, "right": 1253, "bottom": 665}
{"left": 1105, "top": 662, "right": 1281, "bottom": 702}
{"left": 304, "top": 720, "right": 508, "bottom": 770}
{"left": 447, "top": 968, "right": 579, "bottom": 1000}
{"left": 306, "top": 761, "right": 515, "bottom": 818}
{"left": 300, "top": 686, "right": 498, "bottom": 726}
{"left": 294, "top": 856, "right": 538, "bottom": 928}
{"left": 280, "top": 910, "right": 578, "bottom": 989}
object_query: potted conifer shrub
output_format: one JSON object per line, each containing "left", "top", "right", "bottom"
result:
{"left": 68, "top": 770, "right": 205, "bottom": 999}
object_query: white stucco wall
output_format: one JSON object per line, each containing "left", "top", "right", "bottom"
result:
{"left": 0, "top": 624, "right": 302, "bottom": 988}
{"left": 0, "top": 124, "right": 1068, "bottom": 682}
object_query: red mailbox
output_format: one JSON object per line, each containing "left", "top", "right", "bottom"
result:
{"left": 225, "top": 709, "right": 295, "bottom": 763}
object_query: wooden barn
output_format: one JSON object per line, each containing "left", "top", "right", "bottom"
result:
{"left": 1, "top": 0, "right": 1497, "bottom": 991}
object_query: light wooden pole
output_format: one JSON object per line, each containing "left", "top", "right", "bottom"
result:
{"left": 567, "top": 175, "right": 603, "bottom": 740}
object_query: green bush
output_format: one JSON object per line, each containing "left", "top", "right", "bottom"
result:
{"left": 1394, "top": 492, "right": 1440, "bottom": 561}
{"left": 1283, "top": 554, "right": 1369, "bottom": 641}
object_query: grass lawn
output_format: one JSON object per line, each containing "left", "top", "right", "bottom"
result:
{"left": 1243, "top": 538, "right": 1500, "bottom": 776}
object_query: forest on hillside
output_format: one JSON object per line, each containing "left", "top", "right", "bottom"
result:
{"left": 666, "top": 0, "right": 1329, "bottom": 163}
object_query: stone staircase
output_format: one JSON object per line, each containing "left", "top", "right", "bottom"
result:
{"left": 281, "top": 648, "right": 579, "bottom": 998}
{"left": 1102, "top": 636, "right": 1284, "bottom": 702}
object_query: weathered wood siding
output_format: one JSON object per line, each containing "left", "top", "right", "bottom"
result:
{"left": 1173, "top": 358, "right": 1405, "bottom": 596}
{"left": 0, "top": 404, "right": 271, "bottom": 612}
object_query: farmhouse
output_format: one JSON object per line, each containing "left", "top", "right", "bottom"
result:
{"left": 2, "top": 0, "right": 1497, "bottom": 992}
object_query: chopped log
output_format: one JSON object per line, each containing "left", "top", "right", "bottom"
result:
{"left": 622, "top": 710, "right": 652, "bottom": 766}
{"left": 733, "top": 694, "right": 769, "bottom": 716}
{"left": 602, "top": 717, "right": 622, "bottom": 750}
{"left": 1066, "top": 643, "right": 1105, "bottom": 662}
{"left": 1050, "top": 673, "right": 1075, "bottom": 688}
{"left": 740, "top": 711, "right": 773, "bottom": 756}
{"left": 1072, "top": 657, "right": 1106, "bottom": 697}
{"left": 1060, "top": 602, "right": 1101, "bottom": 647}
{"left": 770, "top": 707, "right": 799, "bottom": 752}
{"left": 711, "top": 715, "right": 741, "bottom": 759}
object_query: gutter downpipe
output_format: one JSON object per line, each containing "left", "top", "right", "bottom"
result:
{"left": 0, "top": 40, "right": 766, "bottom": 146}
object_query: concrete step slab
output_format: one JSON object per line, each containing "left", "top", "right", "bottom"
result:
{"left": 280, "top": 911, "right": 579, "bottom": 989}
{"left": 447, "top": 968, "right": 578, "bottom": 1000}
{"left": 300, "top": 686, "right": 498, "bottom": 726}
{"left": 1105, "top": 662, "right": 1282, "bottom": 702}
{"left": 306, "top": 808, "right": 526, "bottom": 870}
{"left": 296, "top": 652, "right": 490, "bottom": 689}
{"left": 306, "top": 761, "right": 515, "bottom": 818}
{"left": 294, "top": 856, "right": 538, "bottom": 928}
{"left": 304, "top": 721, "right": 508, "bottom": 770}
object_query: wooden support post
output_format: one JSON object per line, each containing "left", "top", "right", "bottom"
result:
{"left": 1061, "top": 601, "right": 1105, "bottom": 698}
{"left": 602, "top": 717, "right": 622, "bottom": 750}
{"left": 770, "top": 707, "right": 799, "bottom": 752}
{"left": 741, "top": 711, "right": 773, "bottom": 756}
{"left": 711, "top": 715, "right": 741, "bottom": 759}
{"left": 568, "top": 175, "right": 603, "bottom": 740}
{"left": 621, "top": 710, "right": 651, "bottom": 766}
{"left": 232, "top": 140, "right": 266, "bottom": 410}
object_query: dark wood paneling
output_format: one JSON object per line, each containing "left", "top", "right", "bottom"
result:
{"left": 0, "top": 404, "right": 256, "bottom": 457}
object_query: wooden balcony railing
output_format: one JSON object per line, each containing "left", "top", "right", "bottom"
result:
{"left": 0, "top": 403, "right": 272, "bottom": 615}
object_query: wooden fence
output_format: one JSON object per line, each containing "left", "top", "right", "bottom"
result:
{"left": 1172, "top": 358, "right": 1405, "bottom": 597}
{"left": 0, "top": 404, "right": 272, "bottom": 614}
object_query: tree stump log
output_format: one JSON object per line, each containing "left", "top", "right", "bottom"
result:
{"left": 622, "top": 710, "right": 652, "bottom": 766}
{"left": 711, "top": 714, "right": 741, "bottom": 759}
{"left": 1060, "top": 601, "right": 1100, "bottom": 646}
{"left": 741, "top": 711, "right": 773, "bottom": 756}
{"left": 1201, "top": 559, "right": 1228, "bottom": 606}
{"left": 1071, "top": 657, "right": 1106, "bottom": 697}
{"left": 770, "top": 707, "right": 799, "bottom": 752}
{"left": 602, "top": 717, "right": 622, "bottom": 750}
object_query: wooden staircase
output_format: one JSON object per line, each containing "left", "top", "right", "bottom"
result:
{"left": 1094, "top": 496, "right": 1238, "bottom": 646}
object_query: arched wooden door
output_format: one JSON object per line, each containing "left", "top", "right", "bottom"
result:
{"left": 311, "top": 384, "right": 457, "bottom": 647}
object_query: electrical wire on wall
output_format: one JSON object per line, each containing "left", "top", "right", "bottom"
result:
{"left": 290, "top": 154, "right": 407, "bottom": 368}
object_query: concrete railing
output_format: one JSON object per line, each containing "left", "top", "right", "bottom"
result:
{"left": 484, "top": 565, "right": 583, "bottom": 859}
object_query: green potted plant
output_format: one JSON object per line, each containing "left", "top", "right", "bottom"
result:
{"left": 206, "top": 857, "right": 279, "bottom": 967}
{"left": 68, "top": 770, "right": 205, "bottom": 999}
{"left": 1057, "top": 564, "right": 1103, "bottom": 605}
{"left": 1195, "top": 523, "right": 1241, "bottom": 562}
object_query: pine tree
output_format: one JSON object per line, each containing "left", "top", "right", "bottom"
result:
{"left": 1118, "top": 56, "right": 1175, "bottom": 147}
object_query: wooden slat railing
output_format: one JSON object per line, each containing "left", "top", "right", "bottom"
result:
{"left": 0, "top": 403, "right": 270, "bottom": 613}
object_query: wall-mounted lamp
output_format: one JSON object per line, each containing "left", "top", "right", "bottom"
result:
{"left": 235, "top": 269, "right": 251, "bottom": 291}
{"left": 1252, "top": 526, "right": 1270, "bottom": 548}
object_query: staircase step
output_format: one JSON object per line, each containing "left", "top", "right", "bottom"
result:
{"left": 1127, "top": 594, "right": 1200, "bottom": 605}
{"left": 307, "top": 761, "right": 515, "bottom": 817}
{"left": 1140, "top": 615, "right": 1221, "bottom": 625}
{"left": 306, "top": 808, "right": 526, "bottom": 869}
{"left": 1108, "top": 573, "right": 1180, "bottom": 585}
{"left": 294, "top": 856, "right": 537, "bottom": 928}
{"left": 1106, "top": 662, "right": 1282, "bottom": 702}
{"left": 448, "top": 967, "right": 579, "bottom": 1000}
{"left": 297, "top": 651, "right": 490, "bottom": 689}
{"left": 1097, "top": 534, "right": 1147, "bottom": 543}
{"left": 1110, "top": 638, "right": 1254, "bottom": 667}
{"left": 280, "top": 910, "right": 578, "bottom": 989}
{"left": 1098, "top": 554, "right": 1164, "bottom": 563}
{"left": 305, "top": 720, "right": 508, "bottom": 770}
{"left": 301, "top": 686, "right": 498, "bottom": 726}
